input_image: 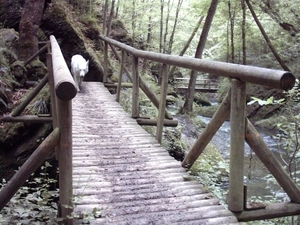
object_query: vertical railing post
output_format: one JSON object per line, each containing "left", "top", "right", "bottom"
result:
{"left": 228, "top": 78, "right": 246, "bottom": 212}
{"left": 103, "top": 42, "right": 108, "bottom": 83}
{"left": 56, "top": 98, "right": 73, "bottom": 221}
{"left": 50, "top": 35, "right": 77, "bottom": 223}
{"left": 116, "top": 50, "right": 125, "bottom": 102}
{"left": 156, "top": 64, "right": 168, "bottom": 143}
{"left": 46, "top": 52, "right": 57, "bottom": 128}
{"left": 132, "top": 56, "right": 139, "bottom": 118}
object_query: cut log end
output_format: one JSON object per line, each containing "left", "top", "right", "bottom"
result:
{"left": 280, "top": 72, "right": 295, "bottom": 90}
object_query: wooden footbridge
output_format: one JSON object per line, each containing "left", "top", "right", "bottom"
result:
{"left": 1, "top": 35, "right": 300, "bottom": 224}
{"left": 72, "top": 82, "right": 239, "bottom": 224}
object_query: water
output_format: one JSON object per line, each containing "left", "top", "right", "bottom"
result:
{"left": 198, "top": 115, "right": 289, "bottom": 202}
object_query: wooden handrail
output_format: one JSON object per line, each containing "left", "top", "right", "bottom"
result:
{"left": 50, "top": 35, "right": 77, "bottom": 101}
{"left": 98, "top": 35, "right": 300, "bottom": 218}
{"left": 50, "top": 35, "right": 76, "bottom": 221}
{"left": 99, "top": 35, "right": 295, "bottom": 91}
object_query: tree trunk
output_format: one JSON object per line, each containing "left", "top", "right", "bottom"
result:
{"left": 168, "top": 16, "right": 204, "bottom": 78}
{"left": 167, "top": 0, "right": 183, "bottom": 54}
{"left": 162, "top": 0, "right": 171, "bottom": 54}
{"left": 241, "top": 0, "right": 246, "bottom": 65}
{"left": 102, "top": 0, "right": 109, "bottom": 35}
{"left": 131, "top": 0, "right": 136, "bottom": 47}
{"left": 245, "top": 0, "right": 290, "bottom": 71}
{"left": 228, "top": 1, "right": 235, "bottom": 63}
{"left": 18, "top": 0, "right": 45, "bottom": 61}
{"left": 181, "top": 0, "right": 219, "bottom": 113}
{"left": 159, "top": 0, "right": 164, "bottom": 53}
{"left": 106, "top": 0, "right": 115, "bottom": 36}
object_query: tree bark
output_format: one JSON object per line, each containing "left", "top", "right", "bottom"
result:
{"left": 159, "top": 0, "right": 164, "bottom": 53}
{"left": 18, "top": 0, "right": 45, "bottom": 61}
{"left": 228, "top": 1, "right": 235, "bottom": 63}
{"left": 241, "top": 0, "right": 246, "bottom": 65}
{"left": 168, "top": 16, "right": 204, "bottom": 78}
{"left": 181, "top": 0, "right": 219, "bottom": 113}
{"left": 245, "top": 0, "right": 291, "bottom": 71}
{"left": 167, "top": 0, "right": 183, "bottom": 54}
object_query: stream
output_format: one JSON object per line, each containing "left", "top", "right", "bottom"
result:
{"left": 198, "top": 116, "right": 289, "bottom": 203}
{"left": 167, "top": 104, "right": 290, "bottom": 203}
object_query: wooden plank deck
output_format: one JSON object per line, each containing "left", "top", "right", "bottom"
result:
{"left": 72, "top": 82, "right": 240, "bottom": 224}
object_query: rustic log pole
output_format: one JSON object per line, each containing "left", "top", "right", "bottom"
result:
{"left": 235, "top": 202, "right": 300, "bottom": 221}
{"left": 132, "top": 56, "right": 140, "bottom": 118}
{"left": 105, "top": 83, "right": 133, "bottom": 88}
{"left": 56, "top": 98, "right": 73, "bottom": 220}
{"left": 103, "top": 41, "right": 108, "bottom": 83}
{"left": 245, "top": 118, "right": 300, "bottom": 203}
{"left": 10, "top": 74, "right": 48, "bottom": 117}
{"left": 116, "top": 50, "right": 125, "bottom": 102}
{"left": 108, "top": 43, "right": 173, "bottom": 119}
{"left": 100, "top": 35, "right": 295, "bottom": 91}
{"left": 0, "top": 128, "right": 59, "bottom": 211}
{"left": 50, "top": 35, "right": 76, "bottom": 221}
{"left": 136, "top": 118, "right": 178, "bottom": 127}
{"left": 181, "top": 89, "right": 231, "bottom": 168}
{"left": 2, "top": 115, "right": 52, "bottom": 123}
{"left": 46, "top": 53, "right": 58, "bottom": 128}
{"left": 156, "top": 64, "right": 169, "bottom": 143}
{"left": 228, "top": 79, "right": 246, "bottom": 212}
{"left": 50, "top": 35, "right": 77, "bottom": 101}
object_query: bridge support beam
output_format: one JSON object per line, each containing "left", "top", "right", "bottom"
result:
{"left": 235, "top": 202, "right": 300, "bottom": 222}
{"left": 228, "top": 78, "right": 246, "bottom": 212}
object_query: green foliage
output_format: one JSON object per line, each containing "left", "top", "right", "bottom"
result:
{"left": 0, "top": 161, "right": 102, "bottom": 223}
{"left": 189, "top": 145, "right": 229, "bottom": 203}
{"left": 79, "top": 14, "right": 99, "bottom": 27}
{"left": 0, "top": 161, "right": 59, "bottom": 224}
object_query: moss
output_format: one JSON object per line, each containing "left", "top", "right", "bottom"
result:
{"left": 25, "top": 60, "right": 47, "bottom": 80}
{"left": 189, "top": 144, "right": 229, "bottom": 179}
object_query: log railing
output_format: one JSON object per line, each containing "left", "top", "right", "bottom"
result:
{"left": 0, "top": 35, "right": 76, "bottom": 223}
{"left": 99, "top": 35, "right": 300, "bottom": 221}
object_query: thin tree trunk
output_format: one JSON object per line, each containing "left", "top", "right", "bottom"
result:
{"left": 168, "top": 16, "right": 204, "bottom": 78}
{"left": 228, "top": 1, "right": 235, "bottom": 63}
{"left": 167, "top": 0, "right": 183, "bottom": 54}
{"left": 115, "top": 0, "right": 120, "bottom": 18}
{"left": 159, "top": 0, "right": 164, "bottom": 53}
{"left": 132, "top": 0, "right": 136, "bottom": 47}
{"left": 163, "top": 0, "right": 172, "bottom": 54}
{"left": 181, "top": 0, "right": 219, "bottom": 113}
{"left": 106, "top": 0, "right": 115, "bottom": 36}
{"left": 103, "top": 0, "right": 109, "bottom": 35}
{"left": 245, "top": 0, "right": 290, "bottom": 71}
{"left": 241, "top": 0, "right": 246, "bottom": 65}
{"left": 19, "top": 0, "right": 45, "bottom": 61}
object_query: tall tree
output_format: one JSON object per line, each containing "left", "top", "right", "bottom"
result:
{"left": 181, "top": 0, "right": 219, "bottom": 113}
{"left": 162, "top": 0, "right": 172, "bottom": 53}
{"left": 132, "top": 0, "right": 137, "bottom": 47}
{"left": 228, "top": 1, "right": 236, "bottom": 63}
{"left": 159, "top": 0, "right": 164, "bottom": 53}
{"left": 241, "top": 0, "right": 246, "bottom": 65}
{"left": 168, "top": 16, "right": 204, "bottom": 78}
{"left": 245, "top": 0, "right": 290, "bottom": 71}
{"left": 167, "top": 0, "right": 183, "bottom": 54}
{"left": 19, "top": 0, "right": 45, "bottom": 61}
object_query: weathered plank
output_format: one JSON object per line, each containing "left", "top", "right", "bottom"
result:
{"left": 72, "top": 82, "right": 240, "bottom": 224}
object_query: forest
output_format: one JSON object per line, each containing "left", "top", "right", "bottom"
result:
{"left": 0, "top": 0, "right": 300, "bottom": 223}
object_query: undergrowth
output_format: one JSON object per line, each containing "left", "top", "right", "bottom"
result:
{"left": 0, "top": 161, "right": 102, "bottom": 224}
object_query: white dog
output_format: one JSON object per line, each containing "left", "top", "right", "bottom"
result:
{"left": 71, "top": 55, "right": 89, "bottom": 92}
